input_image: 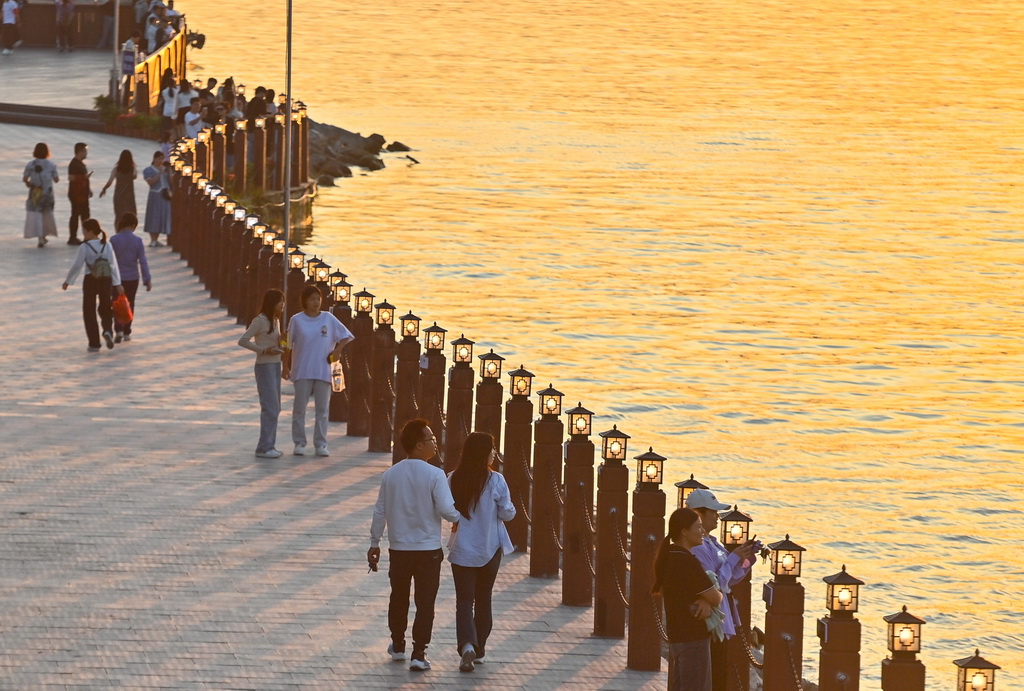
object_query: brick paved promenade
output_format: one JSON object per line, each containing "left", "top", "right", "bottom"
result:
{"left": 0, "top": 51, "right": 664, "bottom": 690}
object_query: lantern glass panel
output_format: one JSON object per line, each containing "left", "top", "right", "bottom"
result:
{"left": 569, "top": 411, "right": 591, "bottom": 436}
{"left": 511, "top": 374, "right": 532, "bottom": 397}
{"left": 255, "top": 117, "right": 266, "bottom": 129}
{"left": 722, "top": 520, "right": 749, "bottom": 546}
{"left": 235, "top": 118, "right": 247, "bottom": 132}
{"left": 425, "top": 327, "right": 445, "bottom": 351}
{"left": 828, "top": 584, "right": 859, "bottom": 613}
{"left": 402, "top": 317, "right": 420, "bottom": 338}
{"left": 335, "top": 283, "right": 351, "bottom": 302}
{"left": 357, "top": 295, "right": 373, "bottom": 313}
{"left": 889, "top": 622, "right": 921, "bottom": 653}
{"left": 315, "top": 266, "right": 330, "bottom": 283}
{"left": 273, "top": 238, "right": 286, "bottom": 254}
{"left": 377, "top": 306, "right": 395, "bottom": 326}
{"left": 214, "top": 123, "right": 226, "bottom": 135}
{"left": 772, "top": 550, "right": 802, "bottom": 577}
{"left": 635, "top": 456, "right": 664, "bottom": 485}
{"left": 234, "top": 207, "right": 247, "bottom": 221}
{"left": 262, "top": 231, "right": 276, "bottom": 246}
{"left": 453, "top": 341, "right": 473, "bottom": 363}
{"left": 182, "top": 164, "right": 193, "bottom": 177}
{"left": 224, "top": 201, "right": 236, "bottom": 215}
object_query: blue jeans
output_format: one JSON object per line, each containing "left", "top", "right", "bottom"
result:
{"left": 668, "top": 637, "right": 711, "bottom": 691}
{"left": 254, "top": 362, "right": 281, "bottom": 453}
{"left": 451, "top": 548, "right": 502, "bottom": 657}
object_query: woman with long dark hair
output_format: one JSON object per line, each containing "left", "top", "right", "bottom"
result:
{"left": 99, "top": 149, "right": 137, "bottom": 226}
{"left": 62, "top": 218, "right": 125, "bottom": 352}
{"left": 238, "top": 289, "right": 286, "bottom": 458}
{"left": 652, "top": 508, "right": 723, "bottom": 691}
{"left": 447, "top": 432, "right": 515, "bottom": 672}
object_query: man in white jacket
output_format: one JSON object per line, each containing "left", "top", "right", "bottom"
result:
{"left": 368, "top": 419, "right": 462, "bottom": 672}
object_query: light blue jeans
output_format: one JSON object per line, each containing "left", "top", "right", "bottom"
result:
{"left": 254, "top": 362, "right": 281, "bottom": 453}
{"left": 292, "top": 378, "right": 331, "bottom": 449}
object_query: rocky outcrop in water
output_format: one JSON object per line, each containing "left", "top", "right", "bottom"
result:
{"left": 309, "top": 120, "right": 389, "bottom": 178}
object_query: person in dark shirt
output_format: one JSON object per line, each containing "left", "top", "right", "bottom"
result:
{"left": 653, "top": 508, "right": 723, "bottom": 691}
{"left": 67, "top": 142, "right": 92, "bottom": 245}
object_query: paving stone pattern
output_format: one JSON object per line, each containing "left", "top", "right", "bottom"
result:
{"left": 0, "top": 118, "right": 664, "bottom": 688}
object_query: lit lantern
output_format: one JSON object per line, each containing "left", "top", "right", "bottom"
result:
{"left": 261, "top": 230, "right": 277, "bottom": 247}
{"left": 192, "top": 78, "right": 202, "bottom": 89}
{"left": 278, "top": 93, "right": 287, "bottom": 105}
{"left": 598, "top": 425, "right": 630, "bottom": 463}
{"left": 254, "top": 116, "right": 266, "bottom": 129}
{"left": 314, "top": 263, "right": 331, "bottom": 284}
{"left": 235, "top": 118, "right": 247, "bottom": 132}
{"left": 451, "top": 335, "right": 475, "bottom": 365}
{"left": 197, "top": 129, "right": 210, "bottom": 144}
{"left": 478, "top": 349, "right": 504, "bottom": 380}
{"left": 172, "top": 158, "right": 184, "bottom": 171}
{"left": 275, "top": 114, "right": 285, "bottom": 126}
{"left": 823, "top": 565, "right": 864, "bottom": 616}
{"left": 305, "top": 256, "right": 323, "bottom": 281}
{"left": 291, "top": 110, "right": 301, "bottom": 123}
{"left": 767, "top": 535, "right": 805, "bottom": 579}
{"left": 332, "top": 277, "right": 351, "bottom": 304}
{"left": 245, "top": 215, "right": 259, "bottom": 230}
{"left": 191, "top": 171, "right": 203, "bottom": 184}
{"left": 634, "top": 447, "right": 666, "bottom": 487}
{"left": 237, "top": 84, "right": 246, "bottom": 96}
{"left": 719, "top": 506, "right": 753, "bottom": 547}
{"left": 508, "top": 365, "right": 534, "bottom": 398}
{"left": 182, "top": 164, "right": 193, "bottom": 177}
{"left": 223, "top": 201, "right": 236, "bottom": 216}
{"left": 215, "top": 193, "right": 228, "bottom": 207}
{"left": 233, "top": 206, "right": 246, "bottom": 222}
{"left": 214, "top": 123, "right": 226, "bottom": 135}
{"left": 954, "top": 650, "right": 1000, "bottom": 691}
{"left": 252, "top": 223, "right": 267, "bottom": 239}
{"left": 400, "top": 312, "right": 421, "bottom": 339}
{"left": 328, "top": 269, "right": 347, "bottom": 287}
{"left": 375, "top": 300, "right": 395, "bottom": 327}
{"left": 537, "top": 384, "right": 564, "bottom": 417}
{"left": 354, "top": 288, "right": 374, "bottom": 314}
{"left": 424, "top": 322, "right": 447, "bottom": 351}
{"left": 273, "top": 236, "right": 286, "bottom": 254}
{"left": 675, "top": 473, "right": 709, "bottom": 510}
{"left": 206, "top": 184, "right": 221, "bottom": 199}
{"left": 884, "top": 606, "right": 925, "bottom": 655}
{"left": 565, "top": 402, "right": 594, "bottom": 437}
{"left": 196, "top": 177, "right": 209, "bottom": 191}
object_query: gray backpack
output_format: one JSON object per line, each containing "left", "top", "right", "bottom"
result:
{"left": 86, "top": 241, "right": 112, "bottom": 279}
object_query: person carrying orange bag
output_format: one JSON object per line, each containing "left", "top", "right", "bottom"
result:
{"left": 108, "top": 212, "right": 152, "bottom": 342}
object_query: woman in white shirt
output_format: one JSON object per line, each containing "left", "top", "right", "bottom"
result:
{"left": 447, "top": 432, "right": 515, "bottom": 672}
{"left": 238, "top": 289, "right": 285, "bottom": 458}
{"left": 62, "top": 219, "right": 125, "bottom": 352}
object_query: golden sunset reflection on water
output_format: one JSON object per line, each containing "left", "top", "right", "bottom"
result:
{"left": 185, "top": 0, "right": 1023, "bottom": 683}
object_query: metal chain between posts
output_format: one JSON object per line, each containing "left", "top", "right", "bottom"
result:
{"left": 611, "top": 564, "right": 630, "bottom": 609}
{"left": 581, "top": 536, "right": 596, "bottom": 577}
{"left": 548, "top": 517, "right": 564, "bottom": 552}
{"left": 612, "top": 522, "right": 631, "bottom": 564}
{"left": 736, "top": 624, "right": 765, "bottom": 670}
{"left": 783, "top": 634, "right": 806, "bottom": 691}
{"left": 576, "top": 487, "right": 597, "bottom": 537}
{"left": 650, "top": 592, "right": 669, "bottom": 643}
{"left": 513, "top": 490, "right": 532, "bottom": 525}
{"left": 548, "top": 462, "right": 565, "bottom": 507}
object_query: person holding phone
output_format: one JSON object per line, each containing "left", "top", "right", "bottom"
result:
{"left": 238, "top": 289, "right": 286, "bottom": 458}
{"left": 685, "top": 489, "right": 757, "bottom": 691}
{"left": 653, "top": 508, "right": 723, "bottom": 691}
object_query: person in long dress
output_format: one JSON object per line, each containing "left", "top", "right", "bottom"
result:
{"left": 23, "top": 142, "right": 59, "bottom": 247}
{"left": 99, "top": 149, "right": 138, "bottom": 227}
{"left": 446, "top": 432, "right": 515, "bottom": 672}
{"left": 142, "top": 150, "right": 171, "bottom": 247}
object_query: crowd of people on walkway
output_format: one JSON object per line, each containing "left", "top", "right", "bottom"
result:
{"left": 24, "top": 140, "right": 161, "bottom": 352}
{"left": 0, "top": 0, "right": 180, "bottom": 56}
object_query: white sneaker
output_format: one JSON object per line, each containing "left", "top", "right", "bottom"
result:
{"left": 459, "top": 645, "right": 476, "bottom": 672}
{"left": 315, "top": 446, "right": 329, "bottom": 457}
{"left": 409, "top": 656, "right": 430, "bottom": 671}
{"left": 293, "top": 444, "right": 306, "bottom": 456}
{"left": 256, "top": 449, "right": 283, "bottom": 458}
{"left": 387, "top": 643, "right": 406, "bottom": 662}
{"left": 103, "top": 331, "right": 115, "bottom": 349}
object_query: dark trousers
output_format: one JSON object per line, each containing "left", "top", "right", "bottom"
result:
{"left": 69, "top": 199, "right": 90, "bottom": 239}
{"left": 710, "top": 635, "right": 727, "bottom": 691}
{"left": 114, "top": 279, "right": 139, "bottom": 336}
{"left": 1, "top": 23, "right": 16, "bottom": 50}
{"left": 82, "top": 275, "right": 113, "bottom": 348}
{"left": 450, "top": 548, "right": 501, "bottom": 656}
{"left": 668, "top": 637, "right": 712, "bottom": 691}
{"left": 56, "top": 20, "right": 73, "bottom": 49}
{"left": 388, "top": 548, "right": 443, "bottom": 656}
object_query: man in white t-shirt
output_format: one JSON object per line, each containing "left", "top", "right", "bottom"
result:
{"left": 283, "top": 285, "right": 354, "bottom": 456}
{"left": 183, "top": 97, "right": 206, "bottom": 139}
{"left": 1, "top": 0, "right": 19, "bottom": 55}
{"left": 368, "top": 418, "right": 463, "bottom": 672}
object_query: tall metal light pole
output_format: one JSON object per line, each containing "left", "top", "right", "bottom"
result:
{"left": 282, "top": 0, "right": 294, "bottom": 326}
{"left": 110, "top": 0, "right": 121, "bottom": 102}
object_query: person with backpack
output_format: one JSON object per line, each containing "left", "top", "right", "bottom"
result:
{"left": 63, "top": 218, "right": 125, "bottom": 352}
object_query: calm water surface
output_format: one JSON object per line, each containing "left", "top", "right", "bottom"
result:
{"left": 186, "top": 0, "right": 1023, "bottom": 684}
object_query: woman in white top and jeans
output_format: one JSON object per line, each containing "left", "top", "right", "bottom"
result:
{"left": 238, "top": 289, "right": 285, "bottom": 458}
{"left": 447, "top": 432, "right": 516, "bottom": 672}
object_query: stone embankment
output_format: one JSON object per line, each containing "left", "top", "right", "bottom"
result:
{"left": 308, "top": 120, "right": 412, "bottom": 186}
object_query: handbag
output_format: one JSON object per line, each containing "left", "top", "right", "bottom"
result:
{"left": 112, "top": 293, "right": 133, "bottom": 324}
{"left": 161, "top": 188, "right": 172, "bottom": 200}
